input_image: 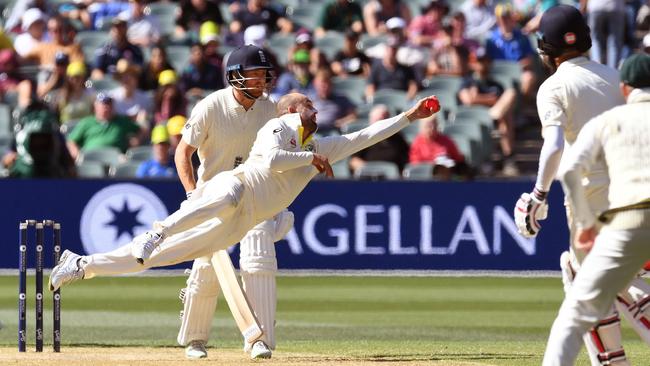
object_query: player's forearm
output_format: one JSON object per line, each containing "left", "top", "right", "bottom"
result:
{"left": 265, "top": 148, "right": 314, "bottom": 171}
{"left": 560, "top": 168, "right": 596, "bottom": 229}
{"left": 175, "top": 152, "right": 196, "bottom": 193}
{"left": 535, "top": 125, "right": 564, "bottom": 192}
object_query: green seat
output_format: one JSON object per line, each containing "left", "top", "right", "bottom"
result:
{"left": 0, "top": 103, "right": 12, "bottom": 138}
{"left": 79, "top": 147, "right": 123, "bottom": 167}
{"left": 372, "top": 89, "right": 410, "bottom": 114}
{"left": 340, "top": 120, "right": 367, "bottom": 134}
{"left": 165, "top": 45, "right": 191, "bottom": 73}
{"left": 454, "top": 105, "right": 492, "bottom": 129}
{"left": 288, "top": 3, "right": 324, "bottom": 30}
{"left": 358, "top": 34, "right": 389, "bottom": 51}
{"left": 267, "top": 33, "right": 295, "bottom": 67}
{"left": 423, "top": 75, "right": 463, "bottom": 94}
{"left": 403, "top": 163, "right": 434, "bottom": 180}
{"left": 445, "top": 133, "right": 481, "bottom": 167}
{"left": 354, "top": 161, "right": 401, "bottom": 180}
{"left": 88, "top": 78, "right": 119, "bottom": 92}
{"left": 77, "top": 161, "right": 106, "bottom": 178}
{"left": 400, "top": 122, "right": 420, "bottom": 144}
{"left": 145, "top": 2, "right": 179, "bottom": 36}
{"left": 110, "top": 161, "right": 142, "bottom": 178}
{"left": 314, "top": 31, "right": 345, "bottom": 60}
{"left": 445, "top": 121, "right": 490, "bottom": 163}
{"left": 489, "top": 60, "right": 521, "bottom": 89}
{"left": 126, "top": 145, "right": 153, "bottom": 162}
{"left": 332, "top": 76, "right": 366, "bottom": 106}
{"left": 76, "top": 31, "right": 110, "bottom": 61}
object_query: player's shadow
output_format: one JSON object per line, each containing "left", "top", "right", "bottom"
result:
{"left": 361, "top": 352, "right": 537, "bottom": 362}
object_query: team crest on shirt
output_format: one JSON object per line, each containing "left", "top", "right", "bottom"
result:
{"left": 289, "top": 137, "right": 297, "bottom": 147}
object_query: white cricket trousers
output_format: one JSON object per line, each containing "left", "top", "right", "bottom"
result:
{"left": 543, "top": 212, "right": 650, "bottom": 366}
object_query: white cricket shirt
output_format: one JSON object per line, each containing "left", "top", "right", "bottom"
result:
{"left": 182, "top": 88, "right": 277, "bottom": 186}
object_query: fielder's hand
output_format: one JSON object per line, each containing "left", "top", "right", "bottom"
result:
{"left": 574, "top": 226, "right": 597, "bottom": 253}
{"left": 405, "top": 96, "right": 441, "bottom": 121}
{"left": 514, "top": 189, "right": 548, "bottom": 238}
{"left": 312, "top": 153, "right": 333, "bottom": 178}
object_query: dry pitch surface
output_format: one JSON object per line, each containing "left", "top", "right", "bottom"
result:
{"left": 0, "top": 347, "right": 490, "bottom": 366}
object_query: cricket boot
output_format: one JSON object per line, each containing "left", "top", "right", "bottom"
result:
{"left": 131, "top": 230, "right": 164, "bottom": 264}
{"left": 49, "top": 250, "right": 85, "bottom": 291}
{"left": 185, "top": 340, "right": 208, "bottom": 359}
{"left": 250, "top": 340, "right": 272, "bottom": 359}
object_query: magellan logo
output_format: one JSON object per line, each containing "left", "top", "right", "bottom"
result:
{"left": 80, "top": 183, "right": 168, "bottom": 255}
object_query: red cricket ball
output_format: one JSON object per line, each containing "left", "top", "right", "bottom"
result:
{"left": 424, "top": 98, "right": 440, "bottom": 112}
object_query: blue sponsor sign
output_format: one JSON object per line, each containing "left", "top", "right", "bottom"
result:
{"left": 0, "top": 179, "right": 568, "bottom": 270}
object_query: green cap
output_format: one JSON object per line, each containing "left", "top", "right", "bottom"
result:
{"left": 620, "top": 53, "right": 650, "bottom": 89}
{"left": 293, "top": 49, "right": 310, "bottom": 64}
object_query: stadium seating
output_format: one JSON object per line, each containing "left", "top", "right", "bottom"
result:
{"left": 445, "top": 120, "right": 491, "bottom": 163}
{"left": 267, "top": 33, "right": 295, "bottom": 67}
{"left": 354, "top": 161, "right": 401, "bottom": 180}
{"left": 340, "top": 120, "right": 367, "bottom": 134}
{"left": 314, "top": 31, "right": 345, "bottom": 60}
{"left": 359, "top": 34, "right": 389, "bottom": 51}
{"left": 403, "top": 162, "right": 434, "bottom": 180}
{"left": 145, "top": 2, "right": 178, "bottom": 37}
{"left": 332, "top": 76, "right": 366, "bottom": 106}
{"left": 287, "top": 3, "right": 324, "bottom": 30}
{"left": 332, "top": 158, "right": 351, "bottom": 179}
{"left": 165, "top": 45, "right": 191, "bottom": 72}
{"left": 423, "top": 75, "right": 463, "bottom": 93}
{"left": 489, "top": 60, "right": 522, "bottom": 89}
{"left": 76, "top": 161, "right": 106, "bottom": 178}
{"left": 125, "top": 145, "right": 153, "bottom": 162}
{"left": 87, "top": 78, "right": 120, "bottom": 92}
{"left": 372, "top": 89, "right": 410, "bottom": 114}
{"left": 79, "top": 147, "right": 123, "bottom": 167}
{"left": 76, "top": 31, "right": 110, "bottom": 61}
{"left": 400, "top": 122, "right": 420, "bottom": 144}
{"left": 0, "top": 103, "right": 12, "bottom": 139}
{"left": 109, "top": 161, "right": 142, "bottom": 178}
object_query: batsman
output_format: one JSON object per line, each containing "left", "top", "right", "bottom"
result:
{"left": 513, "top": 6, "right": 650, "bottom": 365}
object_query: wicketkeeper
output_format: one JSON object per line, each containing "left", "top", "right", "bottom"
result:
{"left": 513, "top": 6, "right": 650, "bottom": 365}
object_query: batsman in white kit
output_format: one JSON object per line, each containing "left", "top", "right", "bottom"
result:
{"left": 543, "top": 53, "right": 650, "bottom": 366}
{"left": 172, "top": 45, "right": 287, "bottom": 359}
{"left": 48, "top": 93, "right": 441, "bottom": 345}
{"left": 513, "top": 6, "right": 650, "bottom": 366}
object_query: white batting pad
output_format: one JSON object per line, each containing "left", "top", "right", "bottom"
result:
{"left": 240, "top": 222, "right": 277, "bottom": 350}
{"left": 177, "top": 257, "right": 221, "bottom": 346}
{"left": 615, "top": 277, "right": 650, "bottom": 345}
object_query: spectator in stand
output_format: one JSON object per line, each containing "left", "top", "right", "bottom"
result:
{"left": 36, "top": 51, "right": 69, "bottom": 100}
{"left": 316, "top": 0, "right": 364, "bottom": 37}
{"left": 486, "top": 4, "right": 538, "bottom": 98}
{"left": 448, "top": 12, "right": 480, "bottom": 55}
{"left": 165, "top": 114, "right": 186, "bottom": 155}
{"left": 83, "top": 0, "right": 131, "bottom": 30}
{"left": 66, "top": 93, "right": 143, "bottom": 160}
{"left": 582, "top": 0, "right": 625, "bottom": 68}
{"left": 180, "top": 43, "right": 224, "bottom": 97}
{"left": 408, "top": 0, "right": 449, "bottom": 47}
{"left": 366, "top": 36, "right": 418, "bottom": 102}
{"left": 309, "top": 69, "right": 357, "bottom": 133}
{"left": 271, "top": 49, "right": 315, "bottom": 100}
{"left": 349, "top": 104, "right": 410, "bottom": 174}
{"left": 199, "top": 21, "right": 224, "bottom": 69}
{"left": 458, "top": 48, "right": 517, "bottom": 175}
{"left": 49, "top": 61, "right": 96, "bottom": 126}
{"left": 108, "top": 59, "right": 153, "bottom": 129}
{"left": 136, "top": 125, "right": 177, "bottom": 178}
{"left": 24, "top": 16, "right": 83, "bottom": 67}
{"left": 427, "top": 25, "right": 471, "bottom": 78}
{"left": 139, "top": 45, "right": 174, "bottom": 91}
{"left": 332, "top": 30, "right": 371, "bottom": 77}
{"left": 363, "top": 0, "right": 411, "bottom": 35}
{"left": 120, "top": 0, "right": 161, "bottom": 48}
{"left": 409, "top": 115, "right": 468, "bottom": 180}
{"left": 0, "top": 50, "right": 20, "bottom": 100}
{"left": 175, "top": 0, "right": 224, "bottom": 40}
{"left": 154, "top": 70, "right": 186, "bottom": 124}
{"left": 14, "top": 8, "right": 46, "bottom": 57}
{"left": 289, "top": 30, "right": 331, "bottom": 76}
{"left": 461, "top": 0, "right": 496, "bottom": 40}
{"left": 230, "top": 0, "right": 292, "bottom": 36}
{"left": 366, "top": 17, "right": 428, "bottom": 69}
{"left": 92, "top": 18, "right": 144, "bottom": 80}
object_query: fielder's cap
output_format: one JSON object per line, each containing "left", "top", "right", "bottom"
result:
{"left": 293, "top": 49, "right": 310, "bottom": 64}
{"left": 166, "top": 115, "right": 186, "bottom": 136}
{"left": 199, "top": 21, "right": 220, "bottom": 45}
{"left": 158, "top": 69, "right": 177, "bottom": 86}
{"left": 619, "top": 53, "right": 650, "bottom": 89}
{"left": 226, "top": 45, "right": 273, "bottom": 72}
{"left": 151, "top": 125, "right": 170, "bottom": 144}
{"left": 244, "top": 24, "right": 267, "bottom": 48}
{"left": 538, "top": 5, "right": 590, "bottom": 51}
{"left": 386, "top": 17, "right": 406, "bottom": 30}
{"left": 55, "top": 51, "right": 70, "bottom": 65}
{"left": 96, "top": 93, "right": 113, "bottom": 104}
{"left": 22, "top": 8, "right": 46, "bottom": 31}
{"left": 66, "top": 61, "right": 86, "bottom": 77}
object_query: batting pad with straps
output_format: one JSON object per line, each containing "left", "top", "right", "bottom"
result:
{"left": 561, "top": 251, "right": 629, "bottom": 366}
{"left": 240, "top": 219, "right": 277, "bottom": 350}
{"left": 615, "top": 277, "right": 650, "bottom": 345}
{"left": 177, "top": 257, "right": 220, "bottom": 346}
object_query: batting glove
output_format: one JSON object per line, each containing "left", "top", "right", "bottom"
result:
{"left": 514, "top": 189, "right": 548, "bottom": 238}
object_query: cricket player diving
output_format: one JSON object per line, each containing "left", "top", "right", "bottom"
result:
{"left": 49, "top": 93, "right": 441, "bottom": 339}
{"left": 173, "top": 45, "right": 289, "bottom": 359}
{"left": 513, "top": 5, "right": 650, "bottom": 365}
{"left": 543, "top": 53, "right": 650, "bottom": 366}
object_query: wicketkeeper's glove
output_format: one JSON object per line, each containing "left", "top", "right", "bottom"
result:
{"left": 514, "top": 189, "right": 548, "bottom": 238}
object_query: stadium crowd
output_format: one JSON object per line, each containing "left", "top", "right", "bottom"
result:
{"left": 0, "top": 0, "right": 648, "bottom": 180}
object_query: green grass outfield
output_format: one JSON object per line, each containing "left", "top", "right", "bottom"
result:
{"left": 0, "top": 275, "right": 648, "bottom": 365}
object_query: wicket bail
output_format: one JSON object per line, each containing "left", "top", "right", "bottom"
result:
{"left": 19, "top": 219, "right": 62, "bottom": 352}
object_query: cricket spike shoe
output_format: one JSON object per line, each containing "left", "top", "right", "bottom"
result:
{"left": 250, "top": 340, "right": 272, "bottom": 359}
{"left": 131, "top": 230, "right": 164, "bottom": 264}
{"left": 49, "top": 250, "right": 84, "bottom": 291}
{"left": 185, "top": 340, "right": 208, "bottom": 359}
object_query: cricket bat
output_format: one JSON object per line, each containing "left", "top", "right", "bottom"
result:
{"left": 211, "top": 249, "right": 263, "bottom": 344}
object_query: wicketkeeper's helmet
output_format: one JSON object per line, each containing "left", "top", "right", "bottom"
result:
{"left": 225, "top": 45, "right": 275, "bottom": 99}
{"left": 537, "top": 5, "right": 591, "bottom": 58}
